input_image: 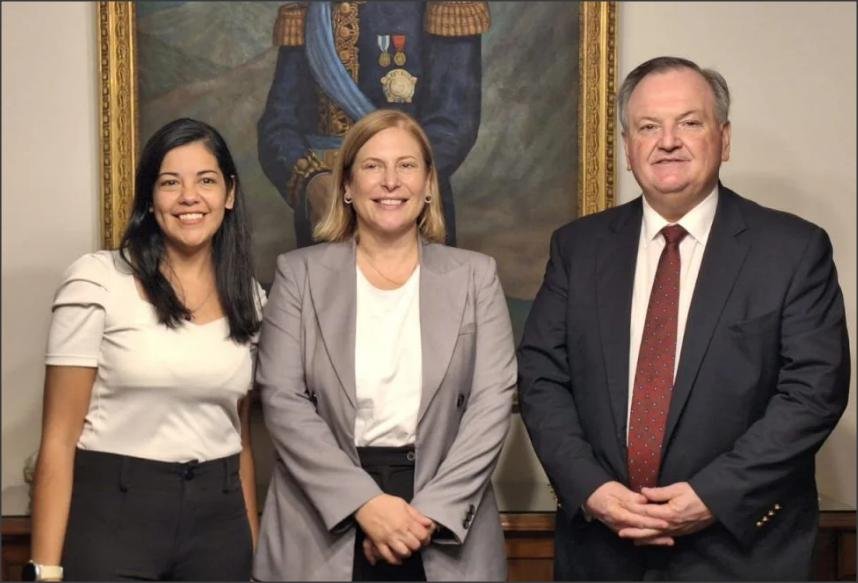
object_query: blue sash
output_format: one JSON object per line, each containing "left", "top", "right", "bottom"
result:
{"left": 306, "top": 1, "right": 376, "bottom": 129}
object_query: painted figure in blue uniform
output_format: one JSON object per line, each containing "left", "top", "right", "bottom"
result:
{"left": 258, "top": 1, "right": 490, "bottom": 247}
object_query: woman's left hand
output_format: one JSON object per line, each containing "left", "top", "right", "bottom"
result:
{"left": 356, "top": 495, "right": 436, "bottom": 564}
{"left": 362, "top": 516, "right": 435, "bottom": 566}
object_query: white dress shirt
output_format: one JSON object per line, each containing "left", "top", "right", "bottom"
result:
{"left": 354, "top": 265, "right": 422, "bottom": 447}
{"left": 626, "top": 188, "right": 718, "bottom": 439}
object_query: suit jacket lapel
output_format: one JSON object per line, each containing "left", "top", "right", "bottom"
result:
{"left": 418, "top": 241, "right": 469, "bottom": 424}
{"left": 596, "top": 201, "right": 642, "bottom": 460}
{"left": 308, "top": 240, "right": 357, "bottom": 408}
{"left": 664, "top": 187, "right": 749, "bottom": 446}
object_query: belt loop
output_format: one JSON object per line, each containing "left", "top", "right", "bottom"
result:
{"left": 119, "top": 456, "right": 129, "bottom": 492}
{"left": 223, "top": 455, "right": 239, "bottom": 492}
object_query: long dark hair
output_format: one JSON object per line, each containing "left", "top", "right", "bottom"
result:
{"left": 119, "top": 118, "right": 260, "bottom": 343}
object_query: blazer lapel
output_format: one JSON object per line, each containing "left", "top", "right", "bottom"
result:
{"left": 596, "top": 201, "right": 643, "bottom": 458}
{"left": 417, "top": 242, "right": 469, "bottom": 424}
{"left": 664, "top": 187, "right": 749, "bottom": 446}
{"left": 308, "top": 240, "right": 357, "bottom": 408}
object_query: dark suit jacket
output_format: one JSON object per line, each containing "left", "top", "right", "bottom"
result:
{"left": 518, "top": 185, "right": 850, "bottom": 580}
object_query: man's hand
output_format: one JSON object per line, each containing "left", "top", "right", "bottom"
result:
{"left": 585, "top": 481, "right": 672, "bottom": 544}
{"left": 618, "top": 482, "right": 715, "bottom": 545}
{"left": 355, "top": 494, "right": 434, "bottom": 565}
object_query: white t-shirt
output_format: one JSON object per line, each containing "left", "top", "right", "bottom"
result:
{"left": 354, "top": 265, "right": 422, "bottom": 447}
{"left": 46, "top": 250, "right": 265, "bottom": 462}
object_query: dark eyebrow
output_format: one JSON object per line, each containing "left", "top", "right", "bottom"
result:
{"left": 157, "top": 169, "right": 219, "bottom": 178}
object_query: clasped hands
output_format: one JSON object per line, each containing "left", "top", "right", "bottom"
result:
{"left": 584, "top": 481, "right": 715, "bottom": 546}
{"left": 355, "top": 494, "right": 435, "bottom": 566}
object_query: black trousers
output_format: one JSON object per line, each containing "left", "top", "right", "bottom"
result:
{"left": 62, "top": 449, "right": 252, "bottom": 581}
{"left": 352, "top": 446, "right": 426, "bottom": 582}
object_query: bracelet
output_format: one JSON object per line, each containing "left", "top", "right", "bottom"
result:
{"left": 22, "top": 561, "right": 63, "bottom": 581}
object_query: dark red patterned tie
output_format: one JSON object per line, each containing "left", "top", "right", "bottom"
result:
{"left": 627, "top": 224, "right": 687, "bottom": 492}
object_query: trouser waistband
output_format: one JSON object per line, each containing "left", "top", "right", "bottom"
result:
{"left": 356, "top": 445, "right": 416, "bottom": 468}
{"left": 73, "top": 448, "right": 241, "bottom": 492}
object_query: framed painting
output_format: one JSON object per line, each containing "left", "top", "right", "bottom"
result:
{"left": 97, "top": 0, "right": 616, "bottom": 342}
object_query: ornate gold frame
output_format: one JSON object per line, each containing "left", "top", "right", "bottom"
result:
{"left": 579, "top": 1, "right": 617, "bottom": 216}
{"left": 96, "top": 1, "right": 616, "bottom": 249}
{"left": 97, "top": 2, "right": 137, "bottom": 249}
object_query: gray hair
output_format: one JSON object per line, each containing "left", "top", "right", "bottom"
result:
{"left": 617, "top": 56, "right": 731, "bottom": 133}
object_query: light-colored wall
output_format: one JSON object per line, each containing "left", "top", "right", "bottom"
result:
{"left": 1, "top": 1, "right": 855, "bottom": 514}
{"left": 1, "top": 2, "right": 99, "bottom": 513}
{"left": 617, "top": 1, "right": 857, "bottom": 505}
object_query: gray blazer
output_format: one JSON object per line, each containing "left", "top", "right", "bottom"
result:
{"left": 253, "top": 239, "right": 516, "bottom": 581}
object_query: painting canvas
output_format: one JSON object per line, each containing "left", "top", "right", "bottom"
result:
{"left": 98, "top": 1, "right": 616, "bottom": 342}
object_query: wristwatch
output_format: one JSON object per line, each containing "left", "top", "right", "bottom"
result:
{"left": 22, "top": 561, "right": 63, "bottom": 581}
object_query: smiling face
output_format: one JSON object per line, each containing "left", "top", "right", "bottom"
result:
{"left": 347, "top": 126, "right": 430, "bottom": 242}
{"left": 623, "top": 67, "right": 731, "bottom": 221}
{"left": 152, "top": 141, "right": 235, "bottom": 256}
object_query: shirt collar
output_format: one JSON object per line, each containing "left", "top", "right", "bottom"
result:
{"left": 641, "top": 186, "right": 719, "bottom": 246}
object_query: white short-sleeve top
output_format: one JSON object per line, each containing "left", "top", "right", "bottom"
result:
{"left": 354, "top": 265, "right": 421, "bottom": 447}
{"left": 45, "top": 250, "right": 265, "bottom": 462}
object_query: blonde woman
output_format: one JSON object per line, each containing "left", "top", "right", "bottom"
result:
{"left": 254, "top": 109, "right": 515, "bottom": 581}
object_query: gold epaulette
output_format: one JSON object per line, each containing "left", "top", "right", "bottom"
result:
{"left": 273, "top": 2, "right": 308, "bottom": 47}
{"left": 425, "top": 1, "right": 491, "bottom": 37}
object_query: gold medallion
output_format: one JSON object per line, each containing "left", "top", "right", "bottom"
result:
{"left": 392, "top": 34, "right": 407, "bottom": 67}
{"left": 377, "top": 34, "right": 391, "bottom": 68}
{"left": 381, "top": 69, "right": 418, "bottom": 103}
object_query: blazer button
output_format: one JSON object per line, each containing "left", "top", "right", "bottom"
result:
{"left": 456, "top": 394, "right": 465, "bottom": 408}
{"left": 462, "top": 518, "right": 471, "bottom": 529}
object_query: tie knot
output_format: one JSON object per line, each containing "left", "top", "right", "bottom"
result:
{"left": 661, "top": 224, "right": 687, "bottom": 246}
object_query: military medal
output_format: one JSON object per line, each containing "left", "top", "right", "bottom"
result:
{"left": 377, "top": 35, "right": 391, "bottom": 67}
{"left": 381, "top": 69, "right": 418, "bottom": 103}
{"left": 392, "top": 34, "right": 407, "bottom": 66}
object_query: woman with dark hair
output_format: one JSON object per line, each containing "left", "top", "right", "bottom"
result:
{"left": 27, "top": 118, "right": 264, "bottom": 581}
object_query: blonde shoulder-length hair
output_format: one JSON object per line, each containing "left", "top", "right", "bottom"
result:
{"left": 313, "top": 109, "right": 446, "bottom": 243}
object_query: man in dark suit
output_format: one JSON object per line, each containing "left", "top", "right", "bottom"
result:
{"left": 518, "top": 56, "right": 850, "bottom": 580}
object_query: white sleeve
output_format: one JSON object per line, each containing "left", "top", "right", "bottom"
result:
{"left": 247, "top": 280, "right": 268, "bottom": 390}
{"left": 45, "top": 253, "right": 110, "bottom": 368}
